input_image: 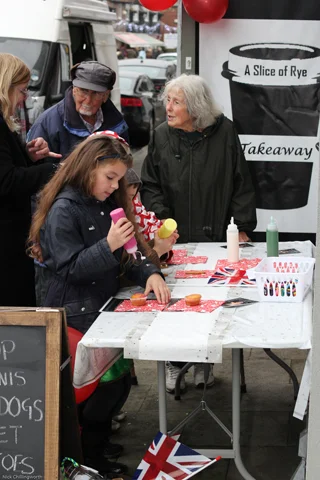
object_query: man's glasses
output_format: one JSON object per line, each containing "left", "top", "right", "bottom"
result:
{"left": 75, "top": 87, "right": 107, "bottom": 99}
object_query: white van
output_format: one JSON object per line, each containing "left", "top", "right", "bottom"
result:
{"left": 0, "top": 0, "right": 120, "bottom": 122}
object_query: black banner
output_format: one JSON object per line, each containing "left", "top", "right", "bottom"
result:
{"left": 199, "top": 1, "right": 320, "bottom": 237}
{"left": 225, "top": 0, "right": 320, "bottom": 20}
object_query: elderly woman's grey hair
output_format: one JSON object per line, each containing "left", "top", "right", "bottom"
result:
{"left": 161, "top": 74, "right": 222, "bottom": 130}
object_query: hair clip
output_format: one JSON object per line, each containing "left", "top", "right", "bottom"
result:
{"left": 97, "top": 153, "right": 121, "bottom": 161}
{"left": 90, "top": 130, "right": 129, "bottom": 147}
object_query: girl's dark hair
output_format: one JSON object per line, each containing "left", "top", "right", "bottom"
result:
{"left": 29, "top": 134, "right": 155, "bottom": 264}
{"left": 29, "top": 135, "right": 133, "bottom": 255}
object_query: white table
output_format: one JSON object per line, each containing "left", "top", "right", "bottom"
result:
{"left": 74, "top": 242, "right": 314, "bottom": 480}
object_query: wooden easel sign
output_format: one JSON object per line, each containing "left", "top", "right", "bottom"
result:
{"left": 0, "top": 309, "right": 62, "bottom": 480}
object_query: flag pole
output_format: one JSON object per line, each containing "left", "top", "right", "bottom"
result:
{"left": 184, "top": 456, "right": 222, "bottom": 480}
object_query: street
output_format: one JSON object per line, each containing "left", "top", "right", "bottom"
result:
{"left": 132, "top": 145, "right": 148, "bottom": 177}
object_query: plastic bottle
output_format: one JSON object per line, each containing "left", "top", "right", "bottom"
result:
{"left": 158, "top": 218, "right": 177, "bottom": 239}
{"left": 110, "top": 208, "right": 137, "bottom": 258}
{"left": 266, "top": 216, "right": 279, "bottom": 257}
{"left": 227, "top": 217, "right": 239, "bottom": 262}
{"left": 62, "top": 458, "right": 103, "bottom": 479}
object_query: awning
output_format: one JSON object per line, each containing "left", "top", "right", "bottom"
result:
{"left": 114, "top": 33, "right": 164, "bottom": 48}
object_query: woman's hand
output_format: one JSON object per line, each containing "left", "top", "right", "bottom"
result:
{"left": 27, "top": 138, "right": 62, "bottom": 162}
{"left": 153, "top": 230, "right": 179, "bottom": 258}
{"left": 144, "top": 274, "right": 171, "bottom": 304}
{"left": 107, "top": 218, "right": 135, "bottom": 252}
{"left": 239, "top": 231, "right": 250, "bottom": 242}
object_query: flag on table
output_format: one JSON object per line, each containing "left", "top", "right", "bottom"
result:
{"left": 207, "top": 267, "right": 256, "bottom": 286}
{"left": 132, "top": 432, "right": 221, "bottom": 480}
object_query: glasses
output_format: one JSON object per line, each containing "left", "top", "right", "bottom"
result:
{"left": 75, "top": 87, "right": 107, "bottom": 99}
{"left": 19, "top": 88, "right": 29, "bottom": 97}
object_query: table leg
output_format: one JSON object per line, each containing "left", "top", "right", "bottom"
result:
{"left": 158, "top": 361, "right": 167, "bottom": 433}
{"left": 233, "top": 349, "right": 256, "bottom": 480}
{"left": 263, "top": 348, "right": 299, "bottom": 399}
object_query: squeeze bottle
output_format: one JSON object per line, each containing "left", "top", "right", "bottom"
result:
{"left": 158, "top": 218, "right": 177, "bottom": 239}
{"left": 266, "top": 216, "right": 279, "bottom": 257}
{"left": 227, "top": 217, "right": 239, "bottom": 262}
{"left": 110, "top": 208, "right": 137, "bottom": 258}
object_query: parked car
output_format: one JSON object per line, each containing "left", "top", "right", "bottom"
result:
{"left": 118, "top": 59, "right": 175, "bottom": 93}
{"left": 119, "top": 70, "right": 166, "bottom": 147}
{"left": 157, "top": 52, "right": 177, "bottom": 62}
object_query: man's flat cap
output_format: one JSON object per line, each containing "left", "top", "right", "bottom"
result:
{"left": 71, "top": 61, "right": 116, "bottom": 92}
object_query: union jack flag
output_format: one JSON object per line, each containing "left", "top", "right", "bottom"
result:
{"left": 207, "top": 267, "right": 256, "bottom": 286}
{"left": 132, "top": 432, "right": 220, "bottom": 480}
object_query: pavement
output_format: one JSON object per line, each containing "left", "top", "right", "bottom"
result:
{"left": 113, "top": 348, "right": 307, "bottom": 480}
{"left": 132, "top": 146, "right": 147, "bottom": 177}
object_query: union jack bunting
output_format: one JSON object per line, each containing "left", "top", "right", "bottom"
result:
{"left": 132, "top": 432, "right": 220, "bottom": 480}
{"left": 207, "top": 267, "right": 256, "bottom": 286}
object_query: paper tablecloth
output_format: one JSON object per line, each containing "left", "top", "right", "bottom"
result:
{"left": 74, "top": 241, "right": 314, "bottom": 420}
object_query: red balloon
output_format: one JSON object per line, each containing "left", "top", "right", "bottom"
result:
{"left": 139, "top": 0, "right": 176, "bottom": 12}
{"left": 183, "top": 0, "right": 229, "bottom": 23}
{"left": 67, "top": 327, "right": 99, "bottom": 404}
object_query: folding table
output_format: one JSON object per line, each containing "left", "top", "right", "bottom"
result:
{"left": 74, "top": 242, "right": 313, "bottom": 480}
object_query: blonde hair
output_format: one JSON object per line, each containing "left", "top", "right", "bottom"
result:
{"left": 0, "top": 53, "right": 30, "bottom": 130}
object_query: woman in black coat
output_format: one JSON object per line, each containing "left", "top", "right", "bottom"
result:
{"left": 0, "top": 53, "right": 61, "bottom": 306}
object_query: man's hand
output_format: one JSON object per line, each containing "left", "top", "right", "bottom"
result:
{"left": 144, "top": 274, "right": 171, "bottom": 304}
{"left": 27, "top": 138, "right": 62, "bottom": 162}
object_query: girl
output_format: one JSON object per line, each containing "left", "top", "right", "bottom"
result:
{"left": 125, "top": 168, "right": 178, "bottom": 259}
{"left": 29, "top": 132, "right": 170, "bottom": 475}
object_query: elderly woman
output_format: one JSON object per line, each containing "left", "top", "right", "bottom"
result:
{"left": 0, "top": 53, "right": 61, "bottom": 307}
{"left": 140, "top": 74, "right": 257, "bottom": 392}
{"left": 141, "top": 73, "right": 256, "bottom": 244}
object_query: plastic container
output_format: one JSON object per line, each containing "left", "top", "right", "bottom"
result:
{"left": 158, "top": 218, "right": 177, "bottom": 239}
{"left": 185, "top": 294, "right": 202, "bottom": 306}
{"left": 62, "top": 459, "right": 103, "bottom": 479}
{"left": 266, "top": 216, "right": 279, "bottom": 257}
{"left": 251, "top": 256, "right": 315, "bottom": 302}
{"left": 110, "top": 207, "right": 137, "bottom": 258}
{"left": 227, "top": 217, "right": 239, "bottom": 262}
{"left": 130, "top": 293, "right": 147, "bottom": 306}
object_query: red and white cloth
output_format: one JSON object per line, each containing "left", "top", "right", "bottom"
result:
{"left": 115, "top": 300, "right": 167, "bottom": 312}
{"left": 133, "top": 197, "right": 162, "bottom": 242}
{"left": 166, "top": 299, "right": 224, "bottom": 313}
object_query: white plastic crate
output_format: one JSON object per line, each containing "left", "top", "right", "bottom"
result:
{"left": 251, "top": 256, "right": 315, "bottom": 302}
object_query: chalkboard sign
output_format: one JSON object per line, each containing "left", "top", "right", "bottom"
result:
{"left": 0, "top": 310, "right": 61, "bottom": 480}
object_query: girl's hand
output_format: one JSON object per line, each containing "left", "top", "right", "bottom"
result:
{"left": 107, "top": 218, "right": 135, "bottom": 252}
{"left": 153, "top": 230, "right": 179, "bottom": 258}
{"left": 27, "top": 137, "right": 62, "bottom": 162}
{"left": 144, "top": 274, "right": 171, "bottom": 304}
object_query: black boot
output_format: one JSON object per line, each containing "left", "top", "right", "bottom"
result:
{"left": 103, "top": 441, "right": 124, "bottom": 459}
{"left": 84, "top": 457, "right": 128, "bottom": 476}
{"left": 82, "top": 428, "right": 127, "bottom": 476}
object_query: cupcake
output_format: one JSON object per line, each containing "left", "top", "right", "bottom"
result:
{"left": 185, "top": 294, "right": 202, "bottom": 306}
{"left": 130, "top": 293, "right": 147, "bottom": 307}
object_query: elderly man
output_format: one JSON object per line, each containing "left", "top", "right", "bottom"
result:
{"left": 28, "top": 61, "right": 129, "bottom": 157}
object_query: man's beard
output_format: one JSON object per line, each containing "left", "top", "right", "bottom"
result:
{"left": 79, "top": 106, "right": 94, "bottom": 117}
